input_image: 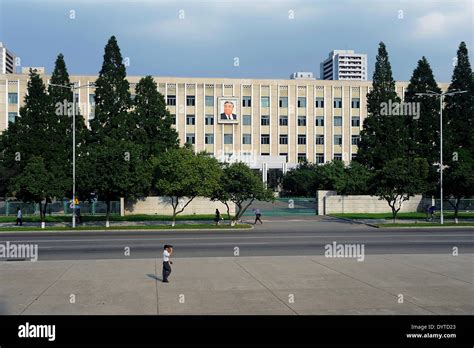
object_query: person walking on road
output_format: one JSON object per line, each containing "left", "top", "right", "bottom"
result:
{"left": 253, "top": 208, "right": 263, "bottom": 225}
{"left": 16, "top": 207, "right": 23, "bottom": 226}
{"left": 162, "top": 244, "right": 173, "bottom": 283}
{"left": 214, "top": 209, "right": 221, "bottom": 226}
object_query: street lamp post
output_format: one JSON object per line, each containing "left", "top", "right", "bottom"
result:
{"left": 415, "top": 90, "right": 467, "bottom": 225}
{"left": 48, "top": 82, "right": 94, "bottom": 228}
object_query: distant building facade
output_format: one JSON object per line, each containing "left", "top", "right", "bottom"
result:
{"left": 0, "top": 69, "right": 448, "bottom": 182}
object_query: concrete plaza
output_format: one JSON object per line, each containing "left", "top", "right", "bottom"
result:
{"left": 0, "top": 253, "right": 472, "bottom": 315}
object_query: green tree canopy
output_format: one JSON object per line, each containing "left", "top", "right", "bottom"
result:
{"left": 212, "top": 162, "right": 274, "bottom": 225}
{"left": 154, "top": 148, "right": 222, "bottom": 226}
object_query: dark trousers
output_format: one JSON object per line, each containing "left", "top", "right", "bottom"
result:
{"left": 16, "top": 218, "right": 22, "bottom": 226}
{"left": 162, "top": 261, "right": 172, "bottom": 281}
{"left": 254, "top": 214, "right": 262, "bottom": 224}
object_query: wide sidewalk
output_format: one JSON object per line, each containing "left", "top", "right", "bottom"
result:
{"left": 1, "top": 254, "right": 472, "bottom": 315}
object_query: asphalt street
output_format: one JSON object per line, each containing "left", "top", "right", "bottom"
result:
{"left": 0, "top": 216, "right": 472, "bottom": 260}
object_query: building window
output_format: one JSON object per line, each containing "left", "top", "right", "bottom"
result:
{"left": 280, "top": 153, "right": 288, "bottom": 162}
{"left": 315, "top": 153, "right": 324, "bottom": 164}
{"left": 297, "top": 116, "right": 306, "bottom": 126}
{"left": 205, "top": 114, "right": 214, "bottom": 125}
{"left": 205, "top": 133, "right": 214, "bottom": 144}
{"left": 334, "top": 153, "right": 343, "bottom": 161}
{"left": 89, "top": 94, "right": 95, "bottom": 105}
{"left": 261, "top": 115, "right": 270, "bottom": 126}
{"left": 315, "top": 116, "right": 324, "bottom": 127}
{"left": 351, "top": 154, "right": 358, "bottom": 161}
{"left": 315, "top": 135, "right": 324, "bottom": 145}
{"left": 279, "top": 115, "right": 288, "bottom": 126}
{"left": 298, "top": 153, "right": 306, "bottom": 162}
{"left": 242, "top": 96, "right": 252, "bottom": 107}
{"left": 279, "top": 97, "right": 288, "bottom": 108}
{"left": 186, "top": 133, "right": 195, "bottom": 144}
{"left": 170, "top": 114, "right": 176, "bottom": 124}
{"left": 297, "top": 97, "right": 306, "bottom": 108}
{"left": 224, "top": 134, "right": 233, "bottom": 145}
{"left": 351, "top": 98, "right": 360, "bottom": 108}
{"left": 334, "top": 135, "right": 343, "bottom": 145}
{"left": 279, "top": 134, "right": 288, "bottom": 145}
{"left": 351, "top": 135, "right": 360, "bottom": 146}
{"left": 186, "top": 95, "right": 195, "bottom": 106}
{"left": 315, "top": 97, "right": 324, "bottom": 108}
{"left": 334, "top": 116, "right": 342, "bottom": 127}
{"left": 167, "top": 95, "right": 176, "bottom": 106}
{"left": 205, "top": 96, "right": 214, "bottom": 106}
{"left": 186, "top": 114, "right": 195, "bottom": 125}
{"left": 74, "top": 93, "right": 80, "bottom": 103}
{"left": 297, "top": 134, "right": 306, "bottom": 145}
{"left": 8, "top": 112, "right": 17, "bottom": 124}
{"left": 333, "top": 98, "right": 342, "bottom": 108}
{"left": 351, "top": 116, "right": 360, "bottom": 127}
{"left": 261, "top": 134, "right": 270, "bottom": 144}
{"left": 261, "top": 96, "right": 270, "bottom": 108}
{"left": 8, "top": 93, "right": 18, "bottom": 104}
{"left": 242, "top": 134, "right": 252, "bottom": 144}
{"left": 243, "top": 115, "right": 252, "bottom": 125}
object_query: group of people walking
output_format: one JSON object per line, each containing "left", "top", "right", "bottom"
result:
{"left": 214, "top": 207, "right": 264, "bottom": 225}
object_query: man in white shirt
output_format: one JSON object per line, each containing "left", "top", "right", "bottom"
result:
{"left": 162, "top": 244, "right": 173, "bottom": 283}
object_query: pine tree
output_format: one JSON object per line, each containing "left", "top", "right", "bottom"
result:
{"left": 404, "top": 56, "right": 442, "bottom": 195}
{"left": 443, "top": 42, "right": 474, "bottom": 220}
{"left": 358, "top": 42, "right": 410, "bottom": 170}
{"left": 89, "top": 36, "right": 131, "bottom": 141}
{"left": 0, "top": 70, "right": 64, "bottom": 223}
{"left": 131, "top": 75, "right": 179, "bottom": 158}
{"left": 48, "top": 54, "right": 88, "bottom": 200}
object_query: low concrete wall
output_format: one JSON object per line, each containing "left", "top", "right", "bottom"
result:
{"left": 317, "top": 190, "right": 429, "bottom": 215}
{"left": 123, "top": 196, "right": 236, "bottom": 216}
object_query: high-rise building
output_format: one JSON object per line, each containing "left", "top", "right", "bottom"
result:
{"left": 0, "top": 42, "right": 16, "bottom": 74}
{"left": 320, "top": 50, "right": 367, "bottom": 81}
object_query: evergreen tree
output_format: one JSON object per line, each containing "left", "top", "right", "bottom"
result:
{"left": 89, "top": 36, "right": 131, "bottom": 141}
{"left": 0, "top": 70, "right": 64, "bottom": 223}
{"left": 443, "top": 42, "right": 474, "bottom": 220}
{"left": 131, "top": 75, "right": 179, "bottom": 158}
{"left": 404, "top": 56, "right": 442, "bottom": 195}
{"left": 48, "top": 53, "right": 88, "bottom": 200}
{"left": 358, "top": 42, "right": 410, "bottom": 170}
{"left": 78, "top": 36, "right": 152, "bottom": 224}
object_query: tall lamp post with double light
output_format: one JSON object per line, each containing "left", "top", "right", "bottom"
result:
{"left": 415, "top": 90, "right": 467, "bottom": 225}
{"left": 48, "top": 82, "right": 95, "bottom": 228}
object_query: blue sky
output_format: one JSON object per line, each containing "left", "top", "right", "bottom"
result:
{"left": 0, "top": 0, "right": 472, "bottom": 82}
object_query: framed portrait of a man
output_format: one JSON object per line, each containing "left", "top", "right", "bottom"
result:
{"left": 218, "top": 97, "right": 239, "bottom": 124}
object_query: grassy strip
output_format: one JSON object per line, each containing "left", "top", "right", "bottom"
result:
{"left": 376, "top": 222, "right": 474, "bottom": 228}
{"left": 0, "top": 214, "right": 232, "bottom": 223}
{"left": 331, "top": 212, "right": 474, "bottom": 220}
{"left": 0, "top": 223, "right": 252, "bottom": 232}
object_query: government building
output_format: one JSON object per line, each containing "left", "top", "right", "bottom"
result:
{"left": 0, "top": 68, "right": 449, "bottom": 182}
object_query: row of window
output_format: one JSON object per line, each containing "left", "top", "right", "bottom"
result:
{"left": 165, "top": 94, "right": 361, "bottom": 109}
{"left": 7, "top": 92, "right": 362, "bottom": 111}
{"left": 186, "top": 133, "right": 361, "bottom": 146}
{"left": 183, "top": 114, "right": 361, "bottom": 127}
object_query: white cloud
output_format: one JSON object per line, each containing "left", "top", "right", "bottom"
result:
{"left": 412, "top": 4, "right": 472, "bottom": 39}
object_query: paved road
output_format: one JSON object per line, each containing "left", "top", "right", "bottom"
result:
{"left": 0, "top": 216, "right": 472, "bottom": 260}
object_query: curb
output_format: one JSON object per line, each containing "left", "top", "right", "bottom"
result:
{"left": 0, "top": 225, "right": 254, "bottom": 234}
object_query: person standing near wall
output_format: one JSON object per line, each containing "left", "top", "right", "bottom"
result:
{"left": 16, "top": 207, "right": 23, "bottom": 226}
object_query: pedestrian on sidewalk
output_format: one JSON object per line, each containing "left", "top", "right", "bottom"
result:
{"left": 162, "top": 244, "right": 173, "bottom": 283}
{"left": 214, "top": 209, "right": 221, "bottom": 226}
{"left": 15, "top": 207, "right": 23, "bottom": 226}
{"left": 253, "top": 208, "right": 263, "bottom": 225}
